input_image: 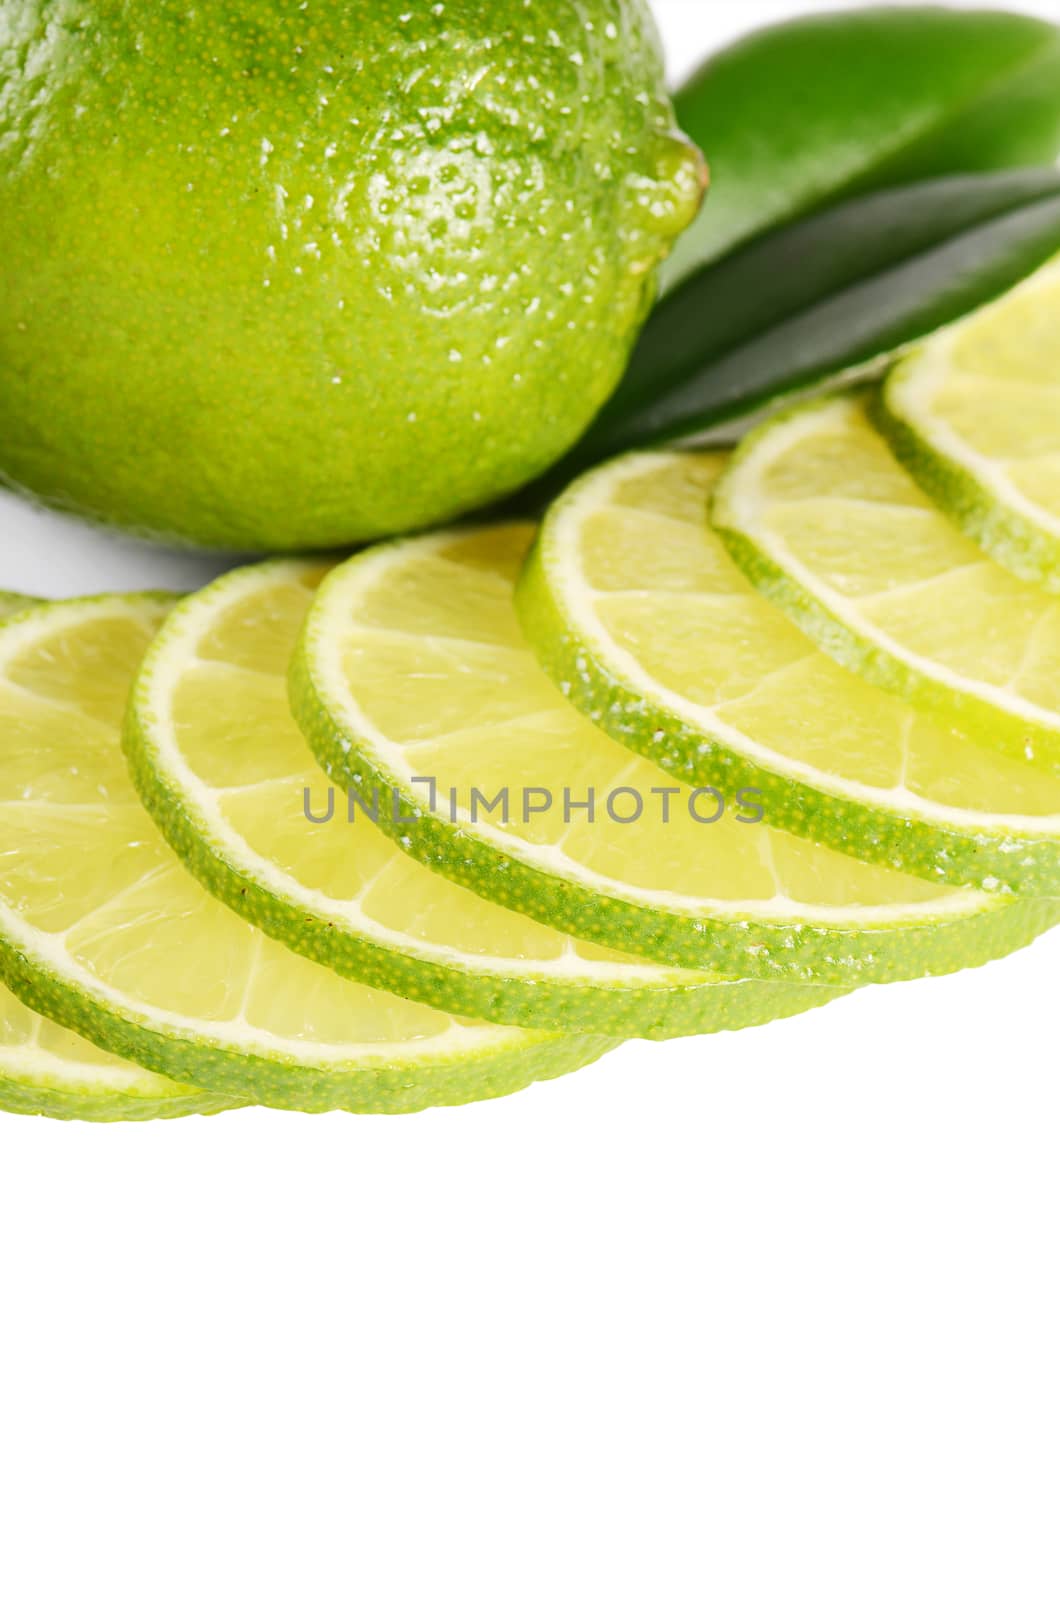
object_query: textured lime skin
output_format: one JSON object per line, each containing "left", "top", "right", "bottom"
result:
{"left": 0, "top": 0, "right": 703, "bottom": 551}
{"left": 0, "top": 1081, "right": 233, "bottom": 1121}
{"left": 0, "top": 943, "right": 614, "bottom": 1114}
{"left": 292, "top": 536, "right": 1060, "bottom": 986}
{"left": 0, "top": 1030, "right": 240, "bottom": 1121}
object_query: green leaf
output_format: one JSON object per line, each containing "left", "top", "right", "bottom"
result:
{"left": 564, "top": 168, "right": 1060, "bottom": 465}
{"left": 666, "top": 7, "right": 1060, "bottom": 294}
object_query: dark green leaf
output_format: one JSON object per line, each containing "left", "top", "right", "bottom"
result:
{"left": 565, "top": 169, "right": 1060, "bottom": 466}
{"left": 666, "top": 7, "right": 1060, "bottom": 294}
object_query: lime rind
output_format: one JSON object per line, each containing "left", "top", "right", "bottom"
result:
{"left": 0, "top": 1081, "right": 230, "bottom": 1121}
{"left": 0, "top": 592, "right": 613, "bottom": 1114}
{"left": 0, "top": 592, "right": 42, "bottom": 633}
{"left": 880, "top": 356, "right": 1060, "bottom": 593}
{"left": 0, "top": 978, "right": 239, "bottom": 1121}
{"left": 293, "top": 532, "right": 1058, "bottom": 986}
{"left": 714, "top": 393, "right": 1060, "bottom": 773}
{"left": 879, "top": 263, "right": 1060, "bottom": 593}
{"left": 0, "top": 1081, "right": 231, "bottom": 1121}
{"left": 124, "top": 559, "right": 839, "bottom": 1040}
{"left": 0, "top": 883, "right": 614, "bottom": 1115}
{"left": 0, "top": 937, "right": 612, "bottom": 1114}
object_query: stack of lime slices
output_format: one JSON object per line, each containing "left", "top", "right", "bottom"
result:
{"left": 3, "top": 265, "right": 1060, "bottom": 1118}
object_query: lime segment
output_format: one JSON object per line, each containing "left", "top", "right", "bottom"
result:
{"left": 881, "top": 259, "right": 1060, "bottom": 590}
{"left": 528, "top": 445, "right": 1060, "bottom": 896}
{"left": 292, "top": 525, "right": 1056, "bottom": 984}
{"left": 124, "top": 561, "right": 835, "bottom": 1039}
{"left": 0, "top": 594, "right": 612, "bottom": 1114}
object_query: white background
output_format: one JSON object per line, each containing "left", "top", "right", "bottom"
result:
{"left": 2, "top": 4, "right": 1060, "bottom": 1596}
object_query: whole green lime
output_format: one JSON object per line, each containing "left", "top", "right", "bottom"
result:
{"left": 0, "top": 0, "right": 703, "bottom": 550}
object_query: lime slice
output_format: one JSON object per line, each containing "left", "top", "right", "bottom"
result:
{"left": 881, "top": 259, "right": 1060, "bottom": 591}
{"left": 291, "top": 524, "right": 1056, "bottom": 984}
{"left": 715, "top": 392, "right": 1060, "bottom": 772}
{"left": 0, "top": 594, "right": 612, "bottom": 1113}
{"left": 0, "top": 588, "right": 223, "bottom": 1119}
{"left": 124, "top": 561, "right": 835, "bottom": 1040}
{"left": 525, "top": 445, "right": 1060, "bottom": 896}
{"left": 0, "top": 978, "right": 238, "bottom": 1121}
